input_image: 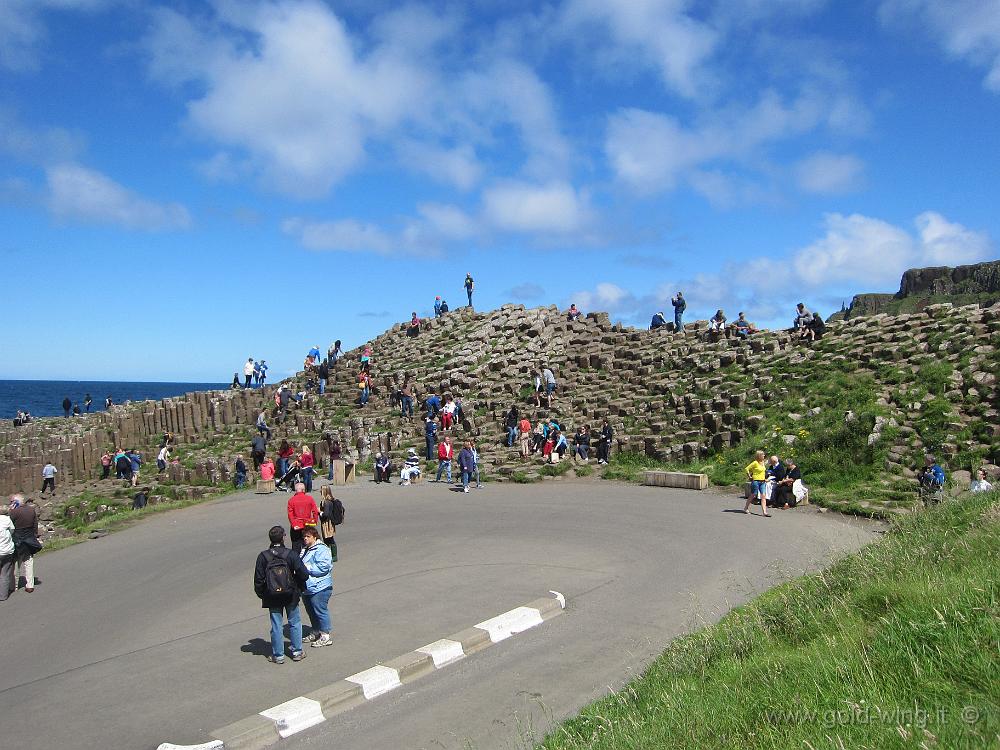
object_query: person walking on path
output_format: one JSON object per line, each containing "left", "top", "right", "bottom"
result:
{"left": 425, "top": 416, "right": 438, "bottom": 460}
{"left": 319, "top": 486, "right": 343, "bottom": 561}
{"left": 254, "top": 525, "right": 310, "bottom": 664}
{"left": 0, "top": 504, "right": 16, "bottom": 601}
{"left": 471, "top": 441, "right": 483, "bottom": 488}
{"left": 10, "top": 495, "right": 40, "bottom": 593}
{"left": 464, "top": 273, "right": 475, "bottom": 308}
{"left": 744, "top": 450, "right": 770, "bottom": 516}
{"left": 62, "top": 397, "right": 71, "bottom": 417}
{"left": 41, "top": 462, "right": 57, "bottom": 496}
{"left": 300, "top": 445, "right": 315, "bottom": 493}
{"left": 435, "top": 437, "right": 454, "bottom": 483}
{"left": 287, "top": 482, "right": 319, "bottom": 553}
{"left": 299, "top": 525, "right": 333, "bottom": 648}
{"left": 671, "top": 292, "right": 686, "bottom": 332}
{"left": 458, "top": 441, "right": 476, "bottom": 493}
{"left": 84, "top": 394, "right": 93, "bottom": 413}
{"left": 244, "top": 358, "right": 255, "bottom": 388}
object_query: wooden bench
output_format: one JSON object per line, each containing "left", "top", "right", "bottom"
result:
{"left": 643, "top": 471, "right": 709, "bottom": 490}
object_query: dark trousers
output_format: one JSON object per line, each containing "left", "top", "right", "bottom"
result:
{"left": 41, "top": 478, "right": 55, "bottom": 494}
{"left": 0, "top": 553, "right": 14, "bottom": 601}
{"left": 253, "top": 450, "right": 265, "bottom": 470}
{"left": 101, "top": 465, "right": 110, "bottom": 479}
{"left": 426, "top": 436, "right": 436, "bottom": 460}
{"left": 245, "top": 375, "right": 252, "bottom": 388}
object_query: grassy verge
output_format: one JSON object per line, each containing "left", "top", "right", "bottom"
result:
{"left": 538, "top": 492, "right": 1000, "bottom": 750}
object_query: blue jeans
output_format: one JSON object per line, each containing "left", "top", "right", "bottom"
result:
{"left": 319, "top": 379, "right": 326, "bottom": 395}
{"left": 269, "top": 602, "right": 302, "bottom": 658}
{"left": 235, "top": 472, "right": 247, "bottom": 489}
{"left": 401, "top": 396, "right": 412, "bottom": 417}
{"left": 301, "top": 586, "right": 332, "bottom": 635}
{"left": 302, "top": 466, "right": 314, "bottom": 492}
{"left": 436, "top": 459, "right": 452, "bottom": 482}
{"left": 328, "top": 461, "right": 335, "bottom": 481}
{"left": 675, "top": 314, "right": 683, "bottom": 332}
{"left": 277, "top": 458, "right": 288, "bottom": 478}
{"left": 426, "top": 436, "right": 436, "bottom": 460}
{"left": 506, "top": 426, "right": 517, "bottom": 446}
{"left": 359, "top": 387, "right": 369, "bottom": 406}
{"left": 467, "top": 289, "right": 473, "bottom": 306}
{"left": 461, "top": 470, "right": 472, "bottom": 490}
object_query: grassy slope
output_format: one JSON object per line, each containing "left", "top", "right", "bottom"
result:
{"left": 538, "top": 492, "right": 1000, "bottom": 750}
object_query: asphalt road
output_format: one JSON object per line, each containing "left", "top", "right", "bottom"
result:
{"left": 0, "top": 476, "right": 878, "bottom": 750}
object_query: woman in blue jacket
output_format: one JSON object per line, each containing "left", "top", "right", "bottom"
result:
{"left": 299, "top": 526, "right": 334, "bottom": 648}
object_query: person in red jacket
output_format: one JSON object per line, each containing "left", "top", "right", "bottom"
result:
{"left": 299, "top": 445, "right": 315, "bottom": 492}
{"left": 434, "top": 437, "right": 453, "bottom": 483}
{"left": 287, "top": 482, "right": 319, "bottom": 553}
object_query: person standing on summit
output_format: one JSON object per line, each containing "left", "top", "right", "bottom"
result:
{"left": 62, "top": 397, "right": 71, "bottom": 417}
{"left": 671, "top": 292, "right": 686, "bottom": 332}
{"left": 244, "top": 358, "right": 255, "bottom": 388}
{"left": 464, "top": 273, "right": 474, "bottom": 308}
{"left": 84, "top": 394, "right": 93, "bottom": 413}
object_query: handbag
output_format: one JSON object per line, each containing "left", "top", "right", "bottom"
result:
{"left": 14, "top": 531, "right": 42, "bottom": 555}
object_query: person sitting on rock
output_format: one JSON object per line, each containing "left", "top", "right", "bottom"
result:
{"left": 918, "top": 454, "right": 946, "bottom": 506}
{"left": 649, "top": 311, "right": 667, "bottom": 330}
{"left": 440, "top": 299, "right": 449, "bottom": 313}
{"left": 566, "top": 304, "right": 581, "bottom": 322}
{"left": 573, "top": 425, "right": 591, "bottom": 462}
{"left": 794, "top": 303, "right": 812, "bottom": 337}
{"left": 806, "top": 312, "right": 826, "bottom": 341}
{"left": 260, "top": 458, "right": 276, "bottom": 483}
{"left": 732, "top": 312, "right": 756, "bottom": 338}
{"left": 441, "top": 396, "right": 457, "bottom": 431}
{"left": 764, "top": 455, "right": 785, "bottom": 503}
{"left": 553, "top": 430, "right": 569, "bottom": 460}
{"left": 709, "top": 309, "right": 727, "bottom": 333}
{"left": 970, "top": 468, "right": 993, "bottom": 493}
{"left": 531, "top": 420, "right": 547, "bottom": 454}
{"left": 400, "top": 448, "right": 421, "bottom": 485}
{"left": 407, "top": 312, "right": 421, "bottom": 337}
{"left": 374, "top": 452, "right": 392, "bottom": 483}
{"left": 541, "top": 432, "right": 555, "bottom": 462}
{"left": 772, "top": 459, "right": 802, "bottom": 508}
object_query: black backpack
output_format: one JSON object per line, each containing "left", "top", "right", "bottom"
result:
{"left": 264, "top": 548, "right": 294, "bottom": 598}
{"left": 329, "top": 499, "right": 345, "bottom": 526}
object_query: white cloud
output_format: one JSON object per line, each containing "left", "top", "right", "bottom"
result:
{"left": 793, "top": 212, "right": 993, "bottom": 286}
{"left": 606, "top": 87, "right": 864, "bottom": 197}
{"left": 482, "top": 180, "right": 589, "bottom": 233}
{"left": 570, "top": 282, "right": 635, "bottom": 313}
{"left": 0, "top": 110, "right": 85, "bottom": 165}
{"left": 282, "top": 217, "right": 395, "bottom": 254}
{"left": 794, "top": 152, "right": 866, "bottom": 194}
{"left": 397, "top": 141, "right": 483, "bottom": 190}
{"left": 417, "top": 203, "right": 479, "bottom": 239}
{"left": 46, "top": 163, "right": 192, "bottom": 231}
{"left": 915, "top": 211, "right": 993, "bottom": 265}
{"left": 0, "top": 0, "right": 112, "bottom": 71}
{"left": 881, "top": 0, "right": 1000, "bottom": 92}
{"left": 561, "top": 0, "right": 718, "bottom": 98}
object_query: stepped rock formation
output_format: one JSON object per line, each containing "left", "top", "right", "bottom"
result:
{"left": 834, "top": 260, "right": 1000, "bottom": 320}
{"left": 2, "top": 299, "right": 999, "bottom": 532}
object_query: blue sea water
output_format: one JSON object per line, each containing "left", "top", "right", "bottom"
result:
{"left": 0, "top": 380, "right": 228, "bottom": 420}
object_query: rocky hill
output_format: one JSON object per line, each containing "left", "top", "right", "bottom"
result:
{"left": 832, "top": 259, "right": 1000, "bottom": 320}
{"left": 3, "top": 298, "right": 999, "bottom": 542}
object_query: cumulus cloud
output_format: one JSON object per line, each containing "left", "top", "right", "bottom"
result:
{"left": 397, "top": 141, "right": 483, "bottom": 190}
{"left": 482, "top": 180, "right": 589, "bottom": 233}
{"left": 0, "top": 0, "right": 112, "bottom": 71}
{"left": 881, "top": 0, "right": 1000, "bottom": 92}
{"left": 282, "top": 217, "right": 395, "bottom": 254}
{"left": 561, "top": 0, "right": 718, "bottom": 98}
{"left": 606, "top": 87, "right": 866, "bottom": 197}
{"left": 45, "top": 163, "right": 192, "bottom": 230}
{"left": 794, "top": 152, "right": 866, "bottom": 194}
{"left": 416, "top": 203, "right": 479, "bottom": 240}
{"left": 793, "top": 212, "right": 993, "bottom": 286}
{"left": 0, "top": 110, "right": 85, "bottom": 165}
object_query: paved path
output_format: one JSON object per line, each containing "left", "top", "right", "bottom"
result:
{"left": 0, "top": 477, "right": 878, "bottom": 750}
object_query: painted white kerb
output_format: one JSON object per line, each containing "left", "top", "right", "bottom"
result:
{"left": 416, "top": 638, "right": 466, "bottom": 668}
{"left": 474, "top": 606, "right": 544, "bottom": 643}
{"left": 260, "top": 696, "right": 326, "bottom": 738}
{"left": 346, "top": 665, "right": 402, "bottom": 699}
{"left": 156, "top": 743, "right": 224, "bottom": 750}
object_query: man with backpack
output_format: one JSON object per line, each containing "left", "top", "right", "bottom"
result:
{"left": 254, "top": 526, "right": 311, "bottom": 664}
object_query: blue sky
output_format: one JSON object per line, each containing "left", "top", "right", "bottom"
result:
{"left": 1, "top": 0, "right": 998, "bottom": 381}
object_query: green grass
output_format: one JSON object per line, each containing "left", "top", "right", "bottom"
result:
{"left": 538, "top": 492, "right": 1000, "bottom": 750}
{"left": 540, "top": 461, "right": 574, "bottom": 477}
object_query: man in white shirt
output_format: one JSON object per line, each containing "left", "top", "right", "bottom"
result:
{"left": 41, "top": 463, "right": 57, "bottom": 496}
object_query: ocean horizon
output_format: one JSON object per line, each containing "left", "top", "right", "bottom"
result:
{"left": 0, "top": 379, "right": 230, "bottom": 420}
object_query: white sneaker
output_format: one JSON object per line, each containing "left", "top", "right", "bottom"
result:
{"left": 463, "top": 487, "right": 469, "bottom": 493}
{"left": 311, "top": 634, "right": 332, "bottom": 648}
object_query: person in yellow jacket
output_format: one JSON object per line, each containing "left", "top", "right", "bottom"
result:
{"left": 744, "top": 450, "right": 770, "bottom": 516}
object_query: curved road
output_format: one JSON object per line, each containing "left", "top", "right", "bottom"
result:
{"left": 0, "top": 478, "right": 878, "bottom": 750}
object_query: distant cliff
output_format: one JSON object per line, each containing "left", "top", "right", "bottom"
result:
{"left": 830, "top": 260, "right": 1000, "bottom": 321}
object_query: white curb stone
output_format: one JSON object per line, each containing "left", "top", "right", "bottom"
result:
{"left": 474, "top": 606, "right": 544, "bottom": 643}
{"left": 346, "top": 664, "right": 402, "bottom": 699}
{"left": 416, "top": 638, "right": 466, "bottom": 668}
{"left": 259, "top": 697, "right": 326, "bottom": 739}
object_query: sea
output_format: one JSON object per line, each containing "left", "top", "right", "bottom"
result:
{"left": 0, "top": 380, "right": 228, "bottom": 420}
